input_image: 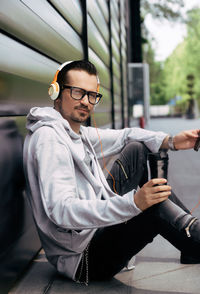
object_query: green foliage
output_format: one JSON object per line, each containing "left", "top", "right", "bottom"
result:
{"left": 143, "top": 6, "right": 200, "bottom": 110}
{"left": 141, "top": 0, "right": 184, "bottom": 21}
{"left": 163, "top": 8, "right": 200, "bottom": 109}
{"left": 143, "top": 42, "right": 168, "bottom": 105}
{"left": 150, "top": 83, "right": 167, "bottom": 105}
{"left": 141, "top": 0, "right": 185, "bottom": 105}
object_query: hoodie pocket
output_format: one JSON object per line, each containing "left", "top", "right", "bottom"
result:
{"left": 71, "top": 229, "right": 94, "bottom": 253}
{"left": 50, "top": 227, "right": 73, "bottom": 249}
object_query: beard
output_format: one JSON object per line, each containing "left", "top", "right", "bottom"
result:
{"left": 59, "top": 106, "right": 90, "bottom": 124}
{"left": 70, "top": 112, "right": 89, "bottom": 123}
{"left": 71, "top": 106, "right": 90, "bottom": 122}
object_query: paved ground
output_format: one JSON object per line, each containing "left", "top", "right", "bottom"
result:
{"left": 10, "top": 117, "right": 200, "bottom": 294}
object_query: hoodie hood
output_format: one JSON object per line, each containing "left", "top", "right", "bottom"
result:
{"left": 26, "top": 107, "right": 81, "bottom": 139}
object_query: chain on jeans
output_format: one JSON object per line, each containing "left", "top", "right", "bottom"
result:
{"left": 75, "top": 242, "right": 90, "bottom": 286}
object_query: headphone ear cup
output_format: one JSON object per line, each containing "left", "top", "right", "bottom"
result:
{"left": 48, "top": 82, "right": 60, "bottom": 100}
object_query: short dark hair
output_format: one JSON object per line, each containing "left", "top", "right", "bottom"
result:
{"left": 57, "top": 60, "right": 98, "bottom": 88}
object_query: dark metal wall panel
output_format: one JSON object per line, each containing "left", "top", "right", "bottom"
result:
{"left": 0, "top": 33, "right": 58, "bottom": 115}
{"left": 120, "top": 0, "right": 128, "bottom": 126}
{"left": 0, "top": 0, "right": 83, "bottom": 63}
{"left": 0, "top": 34, "right": 58, "bottom": 84}
{"left": 89, "top": 0, "right": 128, "bottom": 129}
{"left": 88, "top": 47, "right": 112, "bottom": 128}
{"left": 87, "top": 0, "right": 109, "bottom": 44}
{"left": 112, "top": 37, "right": 121, "bottom": 65}
{"left": 113, "top": 75, "right": 121, "bottom": 95}
{"left": 108, "top": 0, "right": 128, "bottom": 128}
{"left": 0, "top": 0, "right": 128, "bottom": 122}
{"left": 89, "top": 48, "right": 110, "bottom": 89}
{"left": 49, "top": 0, "right": 83, "bottom": 35}
{"left": 121, "top": 33, "right": 127, "bottom": 49}
{"left": 88, "top": 15, "right": 110, "bottom": 67}
{"left": 110, "top": 1, "right": 120, "bottom": 49}
{"left": 111, "top": 1, "right": 120, "bottom": 35}
{"left": 111, "top": 23, "right": 120, "bottom": 49}
{"left": 96, "top": 0, "right": 109, "bottom": 23}
{"left": 93, "top": 86, "right": 112, "bottom": 127}
{"left": 112, "top": 0, "right": 120, "bottom": 17}
{"left": 112, "top": 54, "right": 121, "bottom": 80}
{"left": 121, "top": 21, "right": 126, "bottom": 40}
{"left": 88, "top": 0, "right": 112, "bottom": 128}
{"left": 110, "top": 0, "right": 122, "bottom": 127}
{"left": 0, "top": 71, "right": 51, "bottom": 116}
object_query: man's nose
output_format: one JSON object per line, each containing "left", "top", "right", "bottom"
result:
{"left": 80, "top": 94, "right": 90, "bottom": 105}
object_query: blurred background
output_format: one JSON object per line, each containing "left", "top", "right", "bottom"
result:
{"left": 141, "top": 0, "right": 200, "bottom": 123}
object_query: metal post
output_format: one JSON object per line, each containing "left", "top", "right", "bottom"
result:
{"left": 128, "top": 0, "right": 142, "bottom": 63}
{"left": 108, "top": 0, "right": 115, "bottom": 129}
{"left": 119, "top": 0, "right": 125, "bottom": 129}
{"left": 80, "top": 0, "right": 90, "bottom": 125}
{"left": 81, "top": 0, "right": 88, "bottom": 61}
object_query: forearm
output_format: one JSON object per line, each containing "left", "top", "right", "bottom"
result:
{"left": 45, "top": 193, "right": 141, "bottom": 230}
{"left": 87, "top": 126, "right": 168, "bottom": 156}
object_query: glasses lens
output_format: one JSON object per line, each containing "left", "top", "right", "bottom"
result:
{"left": 93, "top": 94, "right": 102, "bottom": 104}
{"left": 69, "top": 86, "right": 102, "bottom": 104}
{"left": 88, "top": 92, "right": 98, "bottom": 105}
{"left": 71, "top": 88, "right": 84, "bottom": 100}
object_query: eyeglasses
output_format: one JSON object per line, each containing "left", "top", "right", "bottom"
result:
{"left": 61, "top": 85, "right": 102, "bottom": 105}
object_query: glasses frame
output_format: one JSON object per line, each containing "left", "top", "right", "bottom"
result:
{"left": 61, "top": 85, "right": 102, "bottom": 105}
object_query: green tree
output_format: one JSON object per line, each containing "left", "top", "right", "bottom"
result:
{"left": 143, "top": 42, "right": 167, "bottom": 105}
{"left": 141, "top": 0, "right": 185, "bottom": 105}
{"left": 163, "top": 8, "right": 200, "bottom": 111}
{"left": 141, "top": 0, "right": 184, "bottom": 21}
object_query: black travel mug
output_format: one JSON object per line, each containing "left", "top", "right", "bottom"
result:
{"left": 148, "top": 150, "right": 169, "bottom": 181}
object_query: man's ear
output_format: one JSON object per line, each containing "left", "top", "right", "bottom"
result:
{"left": 54, "top": 96, "right": 62, "bottom": 111}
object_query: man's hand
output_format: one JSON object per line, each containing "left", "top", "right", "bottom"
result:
{"left": 134, "top": 178, "right": 171, "bottom": 211}
{"left": 173, "top": 130, "right": 200, "bottom": 150}
{"left": 161, "top": 129, "right": 200, "bottom": 150}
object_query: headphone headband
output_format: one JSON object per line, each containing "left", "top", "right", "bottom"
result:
{"left": 48, "top": 61, "right": 100, "bottom": 100}
{"left": 48, "top": 61, "right": 73, "bottom": 100}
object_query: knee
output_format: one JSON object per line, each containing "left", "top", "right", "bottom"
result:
{"left": 122, "top": 141, "right": 149, "bottom": 161}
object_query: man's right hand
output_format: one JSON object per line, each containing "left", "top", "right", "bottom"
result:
{"left": 134, "top": 178, "right": 171, "bottom": 211}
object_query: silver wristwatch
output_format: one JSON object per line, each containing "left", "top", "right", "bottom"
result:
{"left": 168, "top": 136, "right": 178, "bottom": 151}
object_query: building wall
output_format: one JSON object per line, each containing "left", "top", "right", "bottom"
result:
{"left": 0, "top": 0, "right": 129, "bottom": 291}
{"left": 0, "top": 0, "right": 128, "bottom": 128}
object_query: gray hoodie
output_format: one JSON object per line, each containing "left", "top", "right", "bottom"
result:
{"left": 23, "top": 107, "right": 167, "bottom": 280}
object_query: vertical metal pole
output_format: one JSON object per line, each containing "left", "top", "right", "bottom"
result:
{"left": 81, "top": 0, "right": 90, "bottom": 125}
{"left": 108, "top": 0, "right": 115, "bottom": 129}
{"left": 118, "top": 0, "right": 125, "bottom": 129}
{"left": 128, "top": 0, "right": 142, "bottom": 63}
{"left": 81, "top": 0, "right": 88, "bottom": 61}
{"left": 125, "top": 0, "right": 131, "bottom": 127}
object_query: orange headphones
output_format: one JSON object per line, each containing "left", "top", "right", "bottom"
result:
{"left": 48, "top": 61, "right": 100, "bottom": 100}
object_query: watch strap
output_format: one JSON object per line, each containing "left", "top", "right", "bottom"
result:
{"left": 168, "top": 136, "right": 178, "bottom": 151}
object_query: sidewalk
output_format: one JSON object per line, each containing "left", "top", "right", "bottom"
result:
{"left": 10, "top": 117, "right": 200, "bottom": 294}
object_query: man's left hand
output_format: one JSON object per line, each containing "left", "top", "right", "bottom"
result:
{"left": 173, "top": 129, "right": 200, "bottom": 150}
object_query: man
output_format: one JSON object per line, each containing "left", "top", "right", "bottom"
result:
{"left": 23, "top": 60, "right": 200, "bottom": 285}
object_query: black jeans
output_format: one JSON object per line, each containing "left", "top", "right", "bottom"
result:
{"left": 87, "top": 142, "right": 197, "bottom": 281}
